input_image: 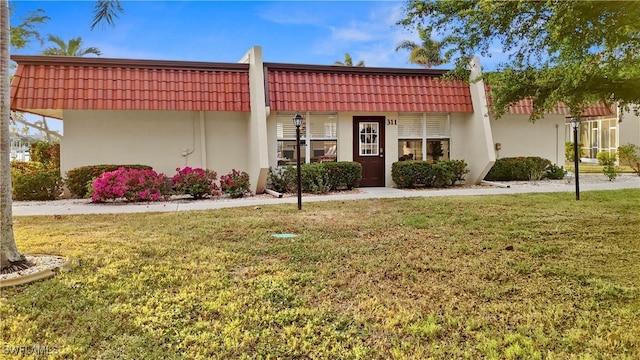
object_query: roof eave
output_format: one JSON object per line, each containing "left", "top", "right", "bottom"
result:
{"left": 13, "top": 108, "right": 63, "bottom": 120}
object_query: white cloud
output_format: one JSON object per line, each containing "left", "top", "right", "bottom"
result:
{"left": 331, "top": 26, "right": 375, "bottom": 42}
{"left": 258, "top": 3, "right": 329, "bottom": 26}
{"left": 309, "top": 3, "right": 432, "bottom": 68}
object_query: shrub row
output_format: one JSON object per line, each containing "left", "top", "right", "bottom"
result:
{"left": 484, "top": 157, "right": 566, "bottom": 181}
{"left": 10, "top": 142, "right": 63, "bottom": 201}
{"left": 10, "top": 161, "right": 63, "bottom": 201}
{"left": 267, "top": 161, "right": 362, "bottom": 194}
{"left": 391, "top": 160, "right": 469, "bottom": 188}
{"left": 66, "top": 164, "right": 152, "bottom": 198}
{"left": 90, "top": 166, "right": 252, "bottom": 202}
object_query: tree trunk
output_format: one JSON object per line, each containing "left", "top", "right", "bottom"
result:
{"left": 1, "top": 0, "right": 26, "bottom": 270}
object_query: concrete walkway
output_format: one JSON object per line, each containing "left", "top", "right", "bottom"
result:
{"left": 12, "top": 175, "right": 639, "bottom": 216}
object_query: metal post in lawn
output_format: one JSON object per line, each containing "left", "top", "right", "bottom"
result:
{"left": 293, "top": 112, "right": 303, "bottom": 210}
{"left": 572, "top": 117, "right": 580, "bottom": 200}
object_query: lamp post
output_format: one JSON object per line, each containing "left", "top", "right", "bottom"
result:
{"left": 571, "top": 117, "right": 580, "bottom": 200}
{"left": 293, "top": 112, "right": 303, "bottom": 210}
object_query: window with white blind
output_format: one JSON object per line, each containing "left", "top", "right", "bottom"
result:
{"left": 308, "top": 113, "right": 338, "bottom": 163}
{"left": 425, "top": 115, "right": 450, "bottom": 138}
{"left": 276, "top": 112, "right": 338, "bottom": 165}
{"left": 398, "top": 113, "right": 450, "bottom": 162}
{"left": 398, "top": 113, "right": 423, "bottom": 139}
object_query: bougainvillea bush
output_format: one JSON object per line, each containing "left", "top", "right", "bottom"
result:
{"left": 91, "top": 168, "right": 170, "bottom": 202}
{"left": 66, "top": 164, "right": 152, "bottom": 198}
{"left": 171, "top": 167, "right": 220, "bottom": 199}
{"left": 220, "top": 169, "right": 251, "bottom": 198}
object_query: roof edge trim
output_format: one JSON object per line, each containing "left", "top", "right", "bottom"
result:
{"left": 10, "top": 55, "right": 250, "bottom": 72}
{"left": 264, "top": 62, "right": 450, "bottom": 76}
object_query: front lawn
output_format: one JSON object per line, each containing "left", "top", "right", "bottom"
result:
{"left": 566, "top": 162, "right": 637, "bottom": 174}
{"left": 2, "top": 190, "right": 639, "bottom": 358}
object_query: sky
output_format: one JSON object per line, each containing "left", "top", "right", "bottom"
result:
{"left": 11, "top": 0, "right": 432, "bottom": 68}
{"left": 9, "top": 0, "right": 504, "bottom": 135}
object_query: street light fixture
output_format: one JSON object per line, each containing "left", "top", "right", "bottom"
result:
{"left": 571, "top": 117, "right": 581, "bottom": 200}
{"left": 293, "top": 112, "right": 304, "bottom": 210}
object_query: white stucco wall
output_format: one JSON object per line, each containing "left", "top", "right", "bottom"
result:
{"left": 61, "top": 110, "right": 250, "bottom": 178}
{"left": 202, "top": 111, "right": 250, "bottom": 174}
{"left": 449, "top": 113, "right": 473, "bottom": 160}
{"left": 336, "top": 112, "right": 354, "bottom": 163}
{"left": 620, "top": 109, "right": 640, "bottom": 146}
{"left": 490, "top": 114, "right": 567, "bottom": 165}
{"left": 451, "top": 58, "right": 495, "bottom": 184}
{"left": 240, "top": 46, "right": 270, "bottom": 193}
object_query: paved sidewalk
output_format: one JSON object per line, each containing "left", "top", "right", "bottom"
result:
{"left": 12, "top": 175, "right": 639, "bottom": 216}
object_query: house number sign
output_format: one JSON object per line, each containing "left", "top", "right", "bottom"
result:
{"left": 386, "top": 119, "right": 397, "bottom": 125}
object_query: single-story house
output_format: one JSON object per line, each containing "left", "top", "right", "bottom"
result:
{"left": 10, "top": 46, "right": 639, "bottom": 193}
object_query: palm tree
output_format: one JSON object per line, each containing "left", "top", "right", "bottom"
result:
{"left": 1, "top": 0, "right": 122, "bottom": 272}
{"left": 395, "top": 26, "right": 445, "bottom": 69}
{"left": 42, "top": 35, "right": 102, "bottom": 56}
{"left": 2, "top": 0, "right": 27, "bottom": 271}
{"left": 334, "top": 53, "right": 365, "bottom": 67}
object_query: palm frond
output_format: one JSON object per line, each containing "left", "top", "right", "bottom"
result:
{"left": 91, "top": 0, "right": 124, "bottom": 30}
{"left": 395, "top": 40, "right": 418, "bottom": 52}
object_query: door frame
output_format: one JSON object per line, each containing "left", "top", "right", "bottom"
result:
{"left": 353, "top": 116, "right": 385, "bottom": 187}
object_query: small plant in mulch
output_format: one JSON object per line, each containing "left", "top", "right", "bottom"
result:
{"left": 618, "top": 143, "right": 640, "bottom": 176}
{"left": 171, "top": 167, "right": 220, "bottom": 199}
{"left": 597, "top": 151, "right": 619, "bottom": 181}
{"left": 220, "top": 169, "right": 252, "bottom": 198}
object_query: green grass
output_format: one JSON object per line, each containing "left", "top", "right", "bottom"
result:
{"left": 2, "top": 190, "right": 640, "bottom": 359}
{"left": 566, "top": 162, "right": 637, "bottom": 174}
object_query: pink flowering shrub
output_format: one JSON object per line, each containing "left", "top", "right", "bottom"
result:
{"left": 91, "top": 167, "right": 170, "bottom": 202}
{"left": 220, "top": 169, "right": 251, "bottom": 198}
{"left": 171, "top": 166, "right": 220, "bottom": 199}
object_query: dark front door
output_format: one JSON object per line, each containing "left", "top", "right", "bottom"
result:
{"left": 353, "top": 116, "right": 385, "bottom": 187}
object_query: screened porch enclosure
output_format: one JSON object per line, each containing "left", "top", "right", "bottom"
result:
{"left": 566, "top": 117, "right": 618, "bottom": 162}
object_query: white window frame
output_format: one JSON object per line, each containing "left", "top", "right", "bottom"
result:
{"left": 398, "top": 113, "right": 451, "bottom": 161}
{"left": 276, "top": 112, "right": 338, "bottom": 165}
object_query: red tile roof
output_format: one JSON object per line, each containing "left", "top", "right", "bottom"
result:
{"left": 484, "top": 84, "right": 614, "bottom": 117}
{"left": 506, "top": 98, "right": 614, "bottom": 117}
{"left": 10, "top": 56, "right": 251, "bottom": 118}
{"left": 265, "top": 63, "right": 473, "bottom": 113}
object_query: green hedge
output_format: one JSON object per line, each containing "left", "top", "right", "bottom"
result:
{"left": 267, "top": 162, "right": 362, "bottom": 194}
{"left": 300, "top": 163, "right": 332, "bottom": 194}
{"left": 66, "top": 164, "right": 152, "bottom": 198}
{"left": 484, "top": 157, "right": 561, "bottom": 181}
{"left": 11, "top": 161, "right": 63, "bottom": 201}
{"left": 321, "top": 161, "right": 362, "bottom": 190}
{"left": 391, "top": 160, "right": 469, "bottom": 188}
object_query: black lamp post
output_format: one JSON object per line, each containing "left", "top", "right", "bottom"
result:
{"left": 293, "top": 112, "right": 303, "bottom": 210}
{"left": 571, "top": 117, "right": 580, "bottom": 200}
